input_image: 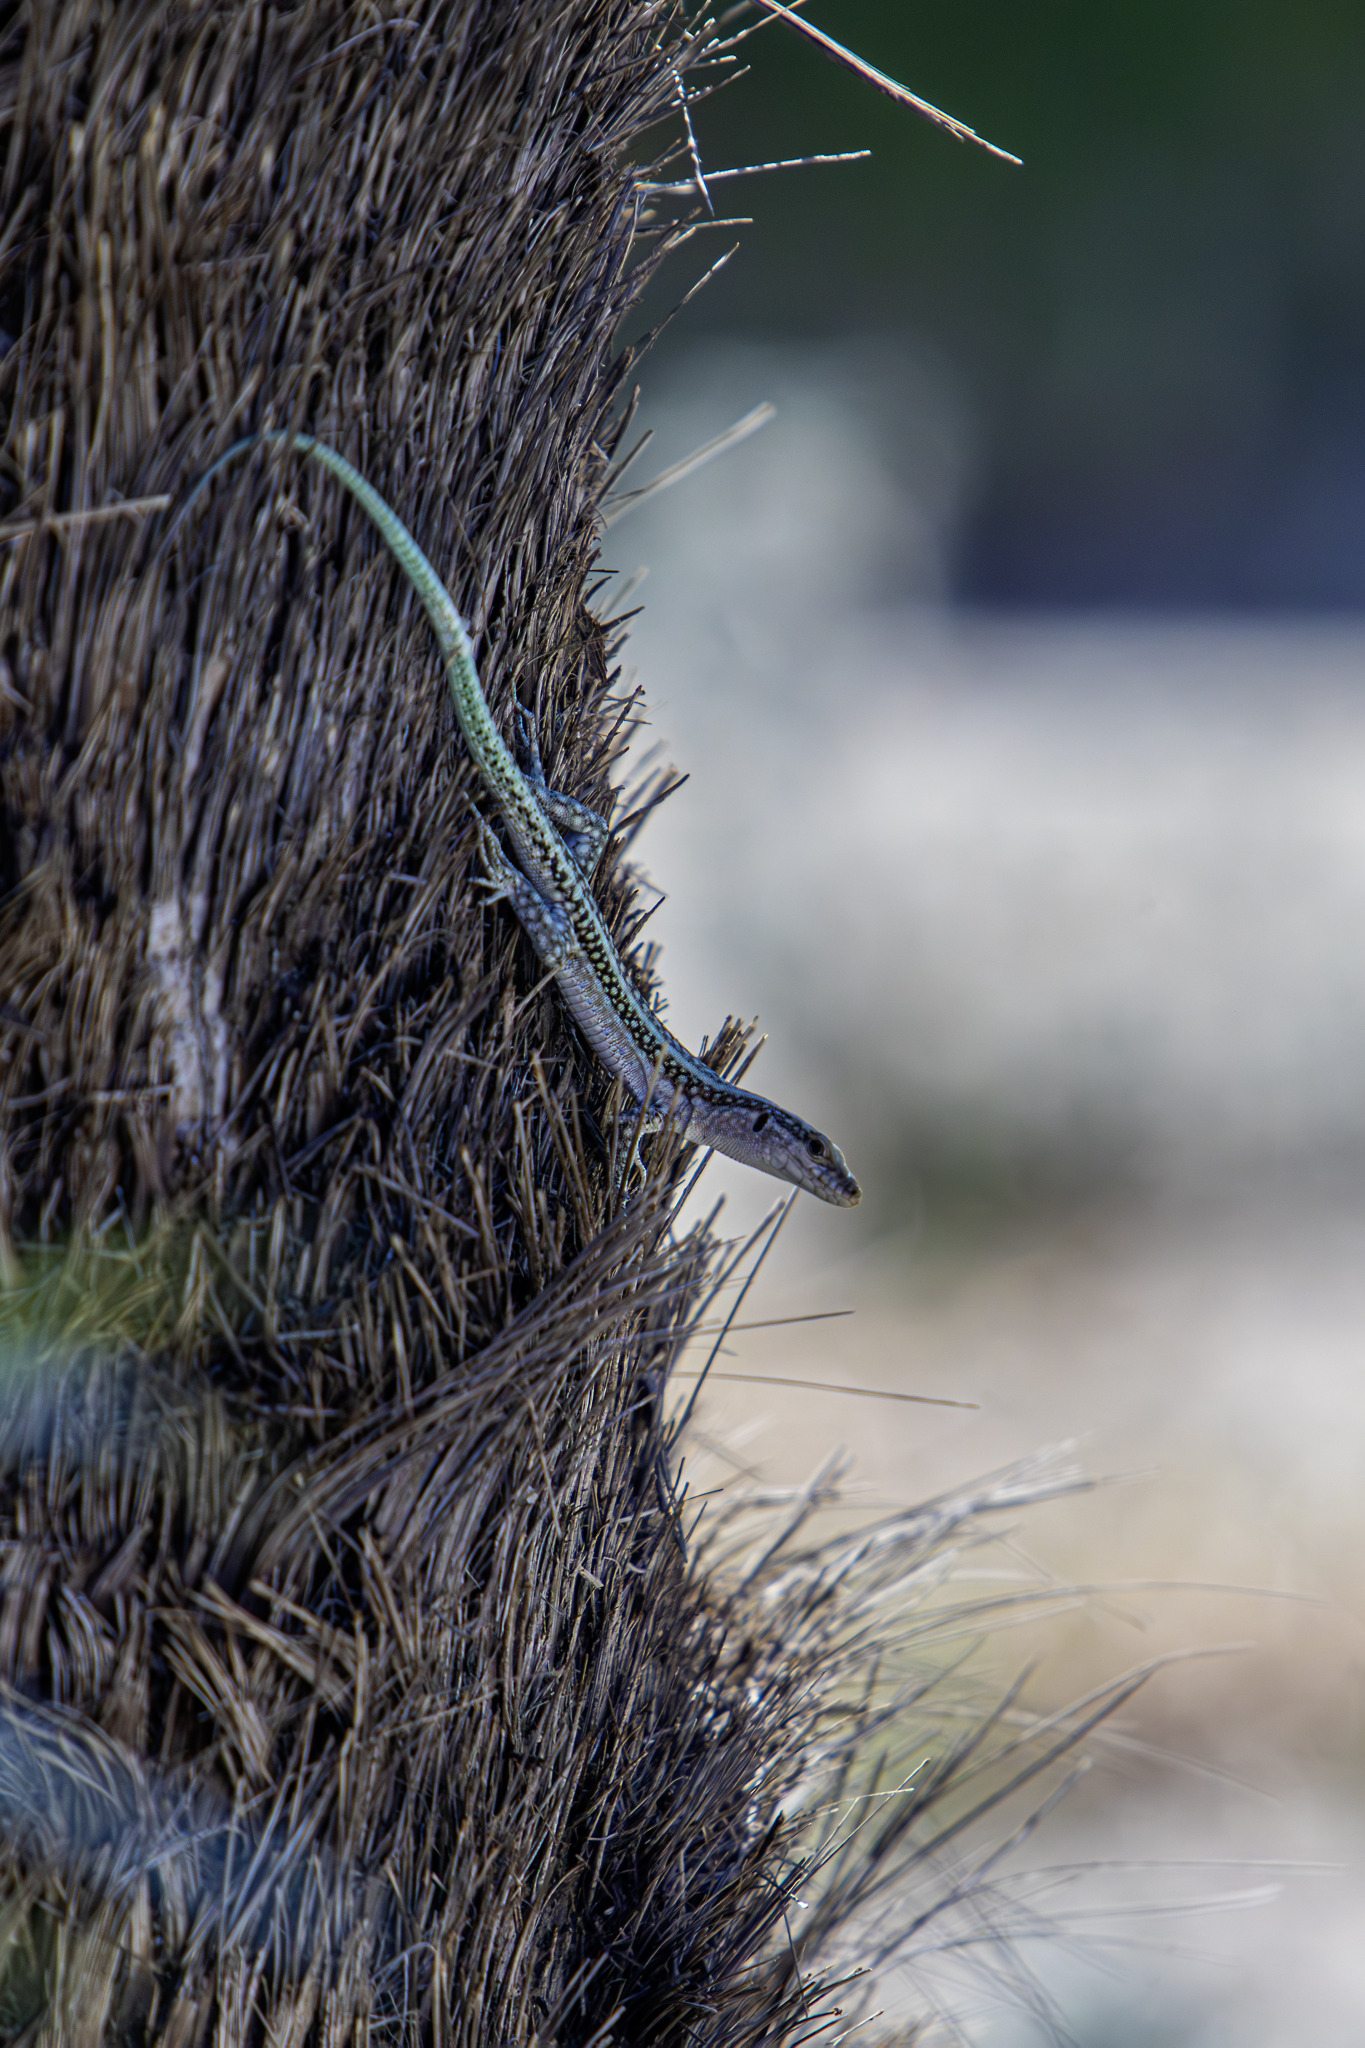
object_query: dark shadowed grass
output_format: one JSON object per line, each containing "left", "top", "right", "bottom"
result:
{"left": 0, "top": 1224, "right": 1149, "bottom": 2044}
{"left": 0, "top": 4, "right": 1138, "bottom": 2040}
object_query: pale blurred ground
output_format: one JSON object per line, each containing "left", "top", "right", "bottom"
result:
{"left": 610, "top": 344, "right": 1365, "bottom": 2042}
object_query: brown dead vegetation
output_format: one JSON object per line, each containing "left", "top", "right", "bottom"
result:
{"left": 0, "top": 4, "right": 1125, "bottom": 2042}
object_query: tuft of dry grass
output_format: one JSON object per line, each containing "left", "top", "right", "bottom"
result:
{"left": 0, "top": 4, "right": 1135, "bottom": 2040}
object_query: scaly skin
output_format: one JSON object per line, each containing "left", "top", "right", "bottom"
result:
{"left": 178, "top": 434, "right": 861, "bottom": 1206}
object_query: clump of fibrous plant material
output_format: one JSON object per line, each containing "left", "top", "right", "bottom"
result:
{"left": 0, "top": 4, "right": 1132, "bottom": 2040}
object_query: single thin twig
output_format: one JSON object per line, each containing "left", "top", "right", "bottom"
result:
{"left": 603, "top": 402, "right": 776, "bottom": 524}
{"left": 749, "top": 0, "right": 1023, "bottom": 166}
{"left": 0, "top": 494, "right": 171, "bottom": 543}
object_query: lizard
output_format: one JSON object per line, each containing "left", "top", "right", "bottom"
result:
{"left": 176, "top": 434, "right": 862, "bottom": 1206}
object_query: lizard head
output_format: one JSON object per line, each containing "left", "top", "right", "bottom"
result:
{"left": 698, "top": 1094, "right": 862, "bottom": 1206}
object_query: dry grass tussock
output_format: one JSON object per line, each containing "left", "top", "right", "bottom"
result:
{"left": 0, "top": 4, "right": 1141, "bottom": 2041}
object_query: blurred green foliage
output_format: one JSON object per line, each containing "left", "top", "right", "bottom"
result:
{"left": 656, "top": 1, "right": 1365, "bottom": 603}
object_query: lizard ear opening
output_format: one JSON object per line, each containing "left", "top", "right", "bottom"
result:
{"left": 752, "top": 1111, "right": 770, "bottom": 1133}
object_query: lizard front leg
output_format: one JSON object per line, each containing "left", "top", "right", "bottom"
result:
{"left": 477, "top": 816, "right": 658, "bottom": 1100}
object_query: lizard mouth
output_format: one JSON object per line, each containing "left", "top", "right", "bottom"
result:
{"left": 798, "top": 1149, "right": 861, "bottom": 1206}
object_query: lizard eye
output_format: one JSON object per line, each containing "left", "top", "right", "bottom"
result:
{"left": 752, "top": 1111, "right": 770, "bottom": 1133}
{"left": 806, "top": 1137, "right": 826, "bottom": 1159}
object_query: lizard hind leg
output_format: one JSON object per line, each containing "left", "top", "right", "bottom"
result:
{"left": 516, "top": 706, "right": 611, "bottom": 876}
{"left": 471, "top": 814, "right": 519, "bottom": 904}
{"left": 473, "top": 817, "right": 576, "bottom": 969}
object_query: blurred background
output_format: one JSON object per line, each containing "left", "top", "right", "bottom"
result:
{"left": 616, "top": 5, "right": 1365, "bottom": 2041}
